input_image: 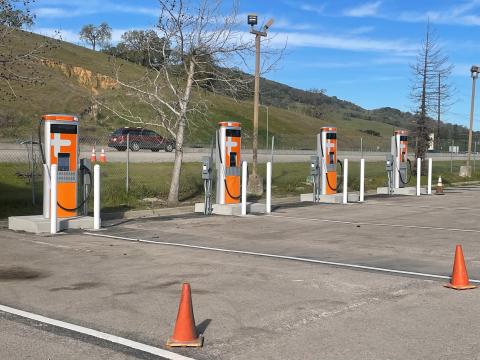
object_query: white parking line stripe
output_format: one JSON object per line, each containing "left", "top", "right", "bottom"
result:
{"left": 270, "top": 214, "right": 480, "bottom": 234}
{"left": 84, "top": 232, "right": 480, "bottom": 283}
{"left": 0, "top": 304, "right": 195, "bottom": 360}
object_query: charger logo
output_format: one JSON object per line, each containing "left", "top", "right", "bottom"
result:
{"left": 51, "top": 133, "right": 72, "bottom": 159}
{"left": 226, "top": 137, "right": 237, "bottom": 155}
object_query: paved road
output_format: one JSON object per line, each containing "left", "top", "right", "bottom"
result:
{"left": 2, "top": 187, "right": 480, "bottom": 359}
{"left": 0, "top": 142, "right": 471, "bottom": 163}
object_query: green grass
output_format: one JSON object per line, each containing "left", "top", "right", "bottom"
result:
{"left": 2, "top": 160, "right": 480, "bottom": 218}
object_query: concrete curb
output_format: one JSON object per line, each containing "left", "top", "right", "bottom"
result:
{"left": 101, "top": 206, "right": 195, "bottom": 220}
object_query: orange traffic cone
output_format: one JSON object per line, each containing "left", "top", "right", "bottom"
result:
{"left": 166, "top": 283, "right": 203, "bottom": 347}
{"left": 99, "top": 148, "right": 107, "bottom": 163}
{"left": 435, "top": 176, "right": 444, "bottom": 195}
{"left": 90, "top": 147, "right": 97, "bottom": 162}
{"left": 444, "top": 245, "right": 476, "bottom": 290}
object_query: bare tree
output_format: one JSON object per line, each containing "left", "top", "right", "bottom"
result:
{"left": 435, "top": 71, "right": 454, "bottom": 148}
{"left": 410, "top": 21, "right": 453, "bottom": 166}
{"left": 0, "top": 0, "right": 55, "bottom": 99}
{"left": 101, "top": 0, "right": 280, "bottom": 205}
{"left": 79, "top": 22, "right": 111, "bottom": 50}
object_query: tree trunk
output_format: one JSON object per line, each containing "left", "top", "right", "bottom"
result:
{"left": 167, "top": 59, "right": 195, "bottom": 205}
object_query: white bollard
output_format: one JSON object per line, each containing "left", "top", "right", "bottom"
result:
{"left": 50, "top": 164, "right": 57, "bottom": 234}
{"left": 343, "top": 159, "right": 349, "bottom": 204}
{"left": 266, "top": 162, "right": 272, "bottom": 214}
{"left": 241, "top": 161, "right": 247, "bottom": 216}
{"left": 94, "top": 164, "right": 101, "bottom": 230}
{"left": 427, "top": 158, "right": 432, "bottom": 195}
{"left": 43, "top": 163, "right": 50, "bottom": 218}
{"left": 359, "top": 158, "right": 365, "bottom": 202}
{"left": 416, "top": 158, "right": 421, "bottom": 196}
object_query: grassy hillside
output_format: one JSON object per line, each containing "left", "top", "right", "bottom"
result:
{"left": 0, "top": 29, "right": 469, "bottom": 151}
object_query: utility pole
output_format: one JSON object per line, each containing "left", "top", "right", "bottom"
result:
{"left": 248, "top": 14, "right": 273, "bottom": 195}
{"left": 465, "top": 65, "right": 479, "bottom": 177}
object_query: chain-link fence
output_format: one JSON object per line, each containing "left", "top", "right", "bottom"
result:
{"left": 1, "top": 129, "right": 479, "bottom": 218}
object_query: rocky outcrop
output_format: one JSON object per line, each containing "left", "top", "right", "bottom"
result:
{"left": 40, "top": 59, "right": 118, "bottom": 94}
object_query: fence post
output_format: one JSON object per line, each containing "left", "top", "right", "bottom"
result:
{"left": 266, "top": 161, "right": 272, "bottom": 213}
{"left": 343, "top": 159, "right": 349, "bottom": 204}
{"left": 94, "top": 164, "right": 101, "bottom": 230}
{"left": 416, "top": 158, "right": 421, "bottom": 196}
{"left": 241, "top": 161, "right": 247, "bottom": 216}
{"left": 31, "top": 134, "right": 35, "bottom": 205}
{"left": 427, "top": 158, "right": 432, "bottom": 195}
{"left": 50, "top": 164, "right": 57, "bottom": 234}
{"left": 359, "top": 158, "right": 365, "bottom": 202}
{"left": 126, "top": 133, "right": 130, "bottom": 193}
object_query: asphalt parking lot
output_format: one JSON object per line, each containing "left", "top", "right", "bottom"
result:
{"left": 2, "top": 187, "right": 480, "bottom": 359}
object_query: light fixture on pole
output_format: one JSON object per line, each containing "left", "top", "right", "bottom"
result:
{"left": 465, "top": 65, "right": 479, "bottom": 177}
{"left": 248, "top": 14, "right": 274, "bottom": 195}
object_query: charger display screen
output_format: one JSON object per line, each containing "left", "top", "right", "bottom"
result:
{"left": 58, "top": 153, "right": 70, "bottom": 171}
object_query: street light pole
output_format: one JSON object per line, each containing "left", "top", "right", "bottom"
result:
{"left": 248, "top": 14, "right": 273, "bottom": 195}
{"left": 467, "top": 65, "right": 479, "bottom": 174}
{"left": 253, "top": 31, "right": 261, "bottom": 177}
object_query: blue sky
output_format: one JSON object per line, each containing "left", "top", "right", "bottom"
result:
{"left": 30, "top": 0, "right": 480, "bottom": 127}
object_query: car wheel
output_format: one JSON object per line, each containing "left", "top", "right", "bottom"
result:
{"left": 117, "top": 147, "right": 126, "bottom": 152}
{"left": 130, "top": 142, "right": 140, "bottom": 152}
{"left": 165, "top": 144, "right": 174, "bottom": 152}
{"left": 151, "top": 148, "right": 160, "bottom": 152}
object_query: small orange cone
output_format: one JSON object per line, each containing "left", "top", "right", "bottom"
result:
{"left": 435, "top": 176, "right": 444, "bottom": 195}
{"left": 166, "top": 283, "right": 203, "bottom": 347}
{"left": 99, "top": 148, "right": 107, "bottom": 163}
{"left": 444, "top": 245, "right": 476, "bottom": 290}
{"left": 90, "top": 147, "right": 97, "bottom": 162}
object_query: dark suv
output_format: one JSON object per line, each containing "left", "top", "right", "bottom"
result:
{"left": 108, "top": 127, "right": 175, "bottom": 152}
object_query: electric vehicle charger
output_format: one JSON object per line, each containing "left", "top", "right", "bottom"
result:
{"left": 319, "top": 134, "right": 343, "bottom": 193}
{"left": 377, "top": 129, "right": 417, "bottom": 196}
{"left": 8, "top": 114, "right": 97, "bottom": 233}
{"left": 194, "top": 121, "right": 266, "bottom": 215}
{"left": 301, "top": 127, "right": 360, "bottom": 204}
{"left": 217, "top": 133, "right": 241, "bottom": 201}
{"left": 38, "top": 119, "right": 93, "bottom": 214}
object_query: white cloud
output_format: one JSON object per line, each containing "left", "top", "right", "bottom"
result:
{"left": 343, "top": 1, "right": 382, "bottom": 17}
{"left": 347, "top": 0, "right": 480, "bottom": 27}
{"left": 269, "top": 31, "right": 418, "bottom": 55}
{"left": 348, "top": 26, "right": 375, "bottom": 35}
{"left": 284, "top": 1, "right": 326, "bottom": 15}
{"left": 33, "top": 27, "right": 80, "bottom": 43}
{"left": 35, "top": 7, "right": 96, "bottom": 18}
{"left": 273, "top": 18, "right": 317, "bottom": 31}
{"left": 33, "top": 1, "right": 159, "bottom": 19}
{"left": 303, "top": 61, "right": 367, "bottom": 69}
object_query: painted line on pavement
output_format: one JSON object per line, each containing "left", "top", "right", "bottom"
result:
{"left": 269, "top": 214, "right": 480, "bottom": 234}
{"left": 0, "top": 304, "right": 195, "bottom": 360}
{"left": 84, "top": 232, "right": 480, "bottom": 283}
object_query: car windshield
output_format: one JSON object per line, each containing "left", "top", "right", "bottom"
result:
{"left": 112, "top": 129, "right": 124, "bottom": 135}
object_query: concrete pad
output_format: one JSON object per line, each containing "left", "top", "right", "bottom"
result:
{"left": 300, "top": 192, "right": 360, "bottom": 203}
{"left": 376, "top": 186, "right": 417, "bottom": 196}
{"left": 8, "top": 215, "right": 95, "bottom": 234}
{"left": 194, "top": 202, "right": 266, "bottom": 215}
